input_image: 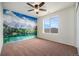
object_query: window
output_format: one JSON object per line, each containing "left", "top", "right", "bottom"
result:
{"left": 43, "top": 16, "right": 59, "bottom": 33}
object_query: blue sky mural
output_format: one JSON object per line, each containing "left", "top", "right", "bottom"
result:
{"left": 3, "top": 9, "right": 37, "bottom": 22}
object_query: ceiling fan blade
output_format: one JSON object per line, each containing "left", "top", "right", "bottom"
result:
{"left": 28, "top": 9, "right": 34, "bottom": 11}
{"left": 39, "top": 2, "right": 45, "bottom": 7}
{"left": 39, "top": 9, "right": 46, "bottom": 11}
{"left": 26, "top": 3, "right": 34, "bottom": 8}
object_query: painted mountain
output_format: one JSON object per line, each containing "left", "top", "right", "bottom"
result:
{"left": 3, "top": 9, "right": 37, "bottom": 44}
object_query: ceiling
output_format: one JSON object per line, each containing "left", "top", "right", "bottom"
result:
{"left": 2, "top": 2, "right": 75, "bottom": 18}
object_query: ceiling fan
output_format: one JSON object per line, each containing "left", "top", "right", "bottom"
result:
{"left": 26, "top": 2, "right": 46, "bottom": 14}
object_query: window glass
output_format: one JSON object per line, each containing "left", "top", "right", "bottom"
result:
{"left": 43, "top": 16, "right": 59, "bottom": 33}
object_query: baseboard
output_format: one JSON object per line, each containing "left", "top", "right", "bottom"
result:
{"left": 37, "top": 37, "right": 76, "bottom": 48}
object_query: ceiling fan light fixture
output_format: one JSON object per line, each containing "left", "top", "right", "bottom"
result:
{"left": 34, "top": 9, "right": 39, "bottom": 12}
{"left": 26, "top": 2, "right": 46, "bottom": 14}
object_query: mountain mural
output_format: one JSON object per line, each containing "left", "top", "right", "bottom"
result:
{"left": 3, "top": 9, "right": 37, "bottom": 44}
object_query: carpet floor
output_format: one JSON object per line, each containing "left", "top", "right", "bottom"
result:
{"left": 1, "top": 38, "right": 77, "bottom": 56}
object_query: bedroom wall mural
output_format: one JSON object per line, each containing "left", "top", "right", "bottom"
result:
{"left": 3, "top": 9, "right": 37, "bottom": 44}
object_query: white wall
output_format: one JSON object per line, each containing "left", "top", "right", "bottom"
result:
{"left": 37, "top": 5, "right": 76, "bottom": 47}
{"left": 76, "top": 3, "right": 79, "bottom": 54}
{"left": 0, "top": 3, "right": 3, "bottom": 54}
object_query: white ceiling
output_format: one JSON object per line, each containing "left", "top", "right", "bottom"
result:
{"left": 2, "top": 2, "right": 75, "bottom": 18}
